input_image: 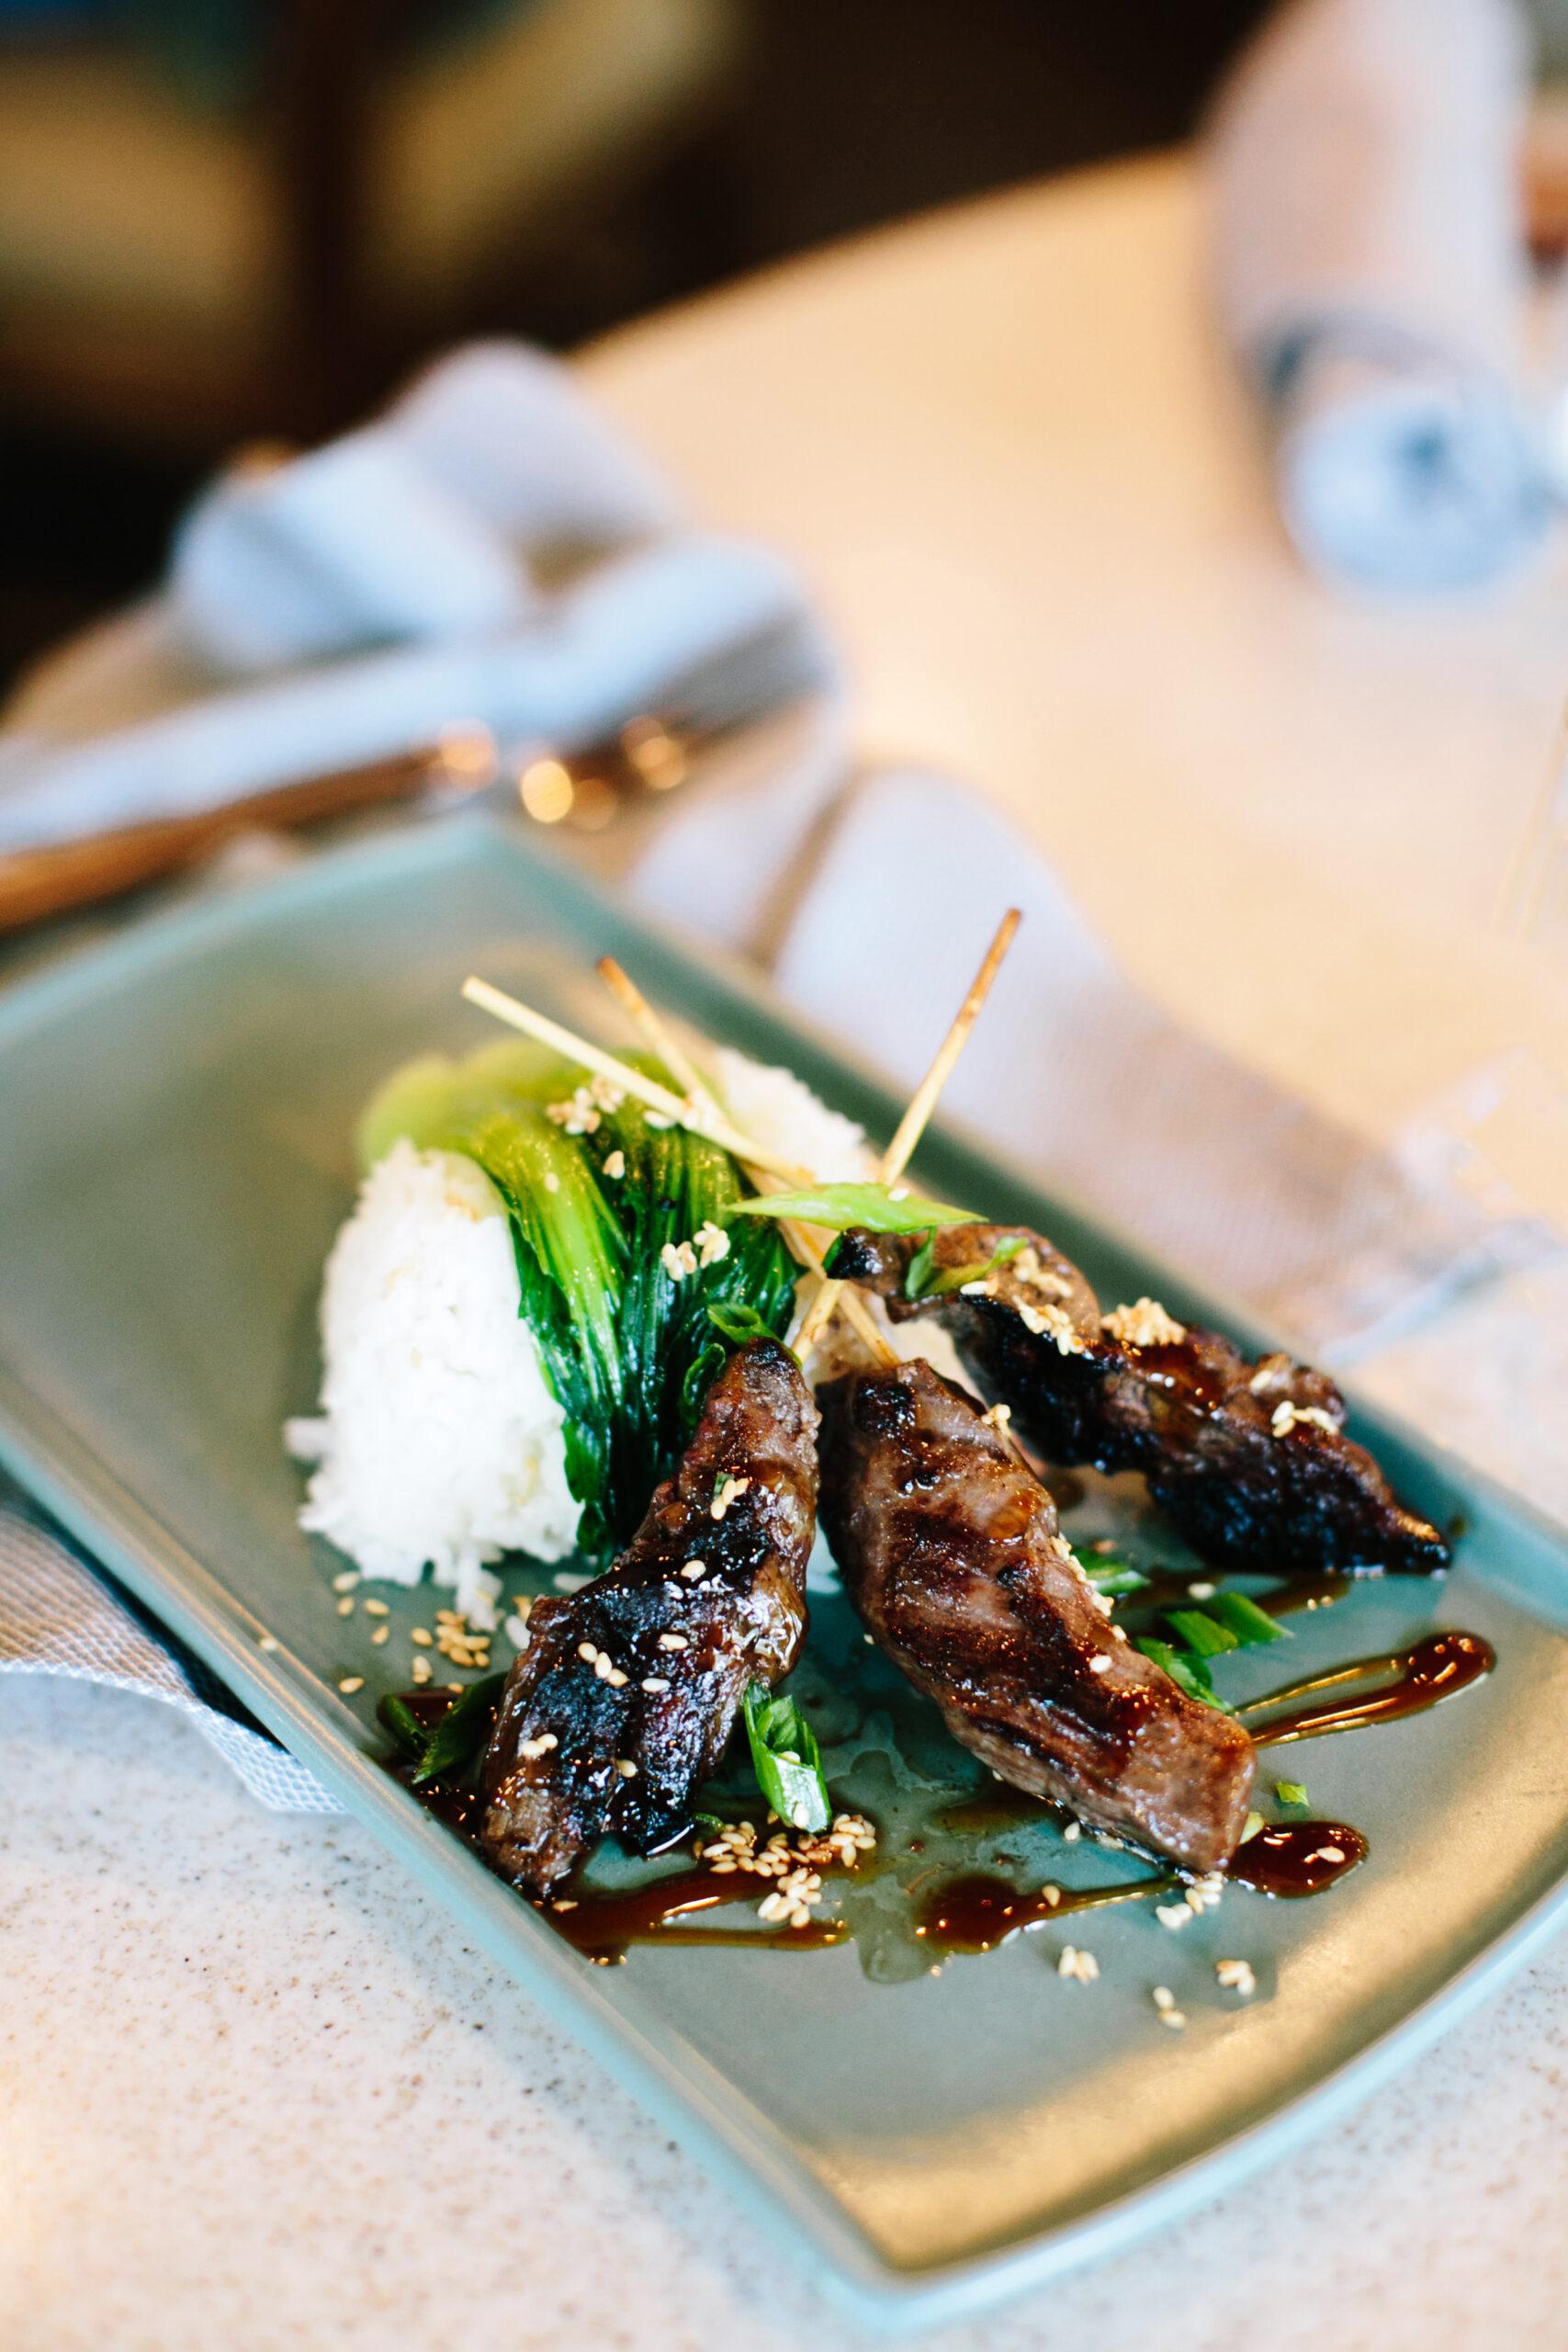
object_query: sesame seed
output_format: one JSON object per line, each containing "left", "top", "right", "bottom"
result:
{"left": 552, "top": 1899, "right": 578, "bottom": 1912}
{"left": 681, "top": 1559, "right": 705, "bottom": 1579}
{"left": 257, "top": 1633, "right": 279, "bottom": 1652}
{"left": 411, "top": 1626, "right": 433, "bottom": 1646}
{"left": 1156, "top": 1903, "right": 1191, "bottom": 1931}
{"left": 337, "top": 1676, "right": 364, "bottom": 1695}
{"left": 331, "top": 1570, "right": 360, "bottom": 1592}
{"left": 1215, "top": 1958, "right": 1257, "bottom": 1996}
{"left": 411, "top": 1656, "right": 433, "bottom": 1684}
{"left": 604, "top": 1150, "right": 626, "bottom": 1180}
{"left": 1057, "top": 1945, "right": 1099, "bottom": 1983}
{"left": 371, "top": 1625, "right": 389, "bottom": 1646}
{"left": 659, "top": 1632, "right": 689, "bottom": 1651}
{"left": 543, "top": 1172, "right": 560, "bottom": 1193}
{"left": 592, "top": 1654, "right": 615, "bottom": 1680}
{"left": 1063, "top": 1820, "right": 1082, "bottom": 1844}
{"left": 1089, "top": 1653, "right": 1111, "bottom": 1674}
{"left": 336, "top": 1598, "right": 355, "bottom": 1618}
{"left": 615, "top": 1759, "right": 637, "bottom": 1779}
{"left": 1188, "top": 1581, "right": 1216, "bottom": 1600}
{"left": 362, "top": 1597, "right": 389, "bottom": 1617}
{"left": 519, "top": 1733, "right": 558, "bottom": 1759}
{"left": 1311, "top": 1846, "right": 1347, "bottom": 1865}
{"left": 1271, "top": 1400, "right": 1339, "bottom": 1439}
{"left": 1101, "top": 1297, "right": 1187, "bottom": 1349}
{"left": 605, "top": 1668, "right": 629, "bottom": 1689}
{"left": 1152, "top": 1984, "right": 1176, "bottom": 2009}
{"left": 641, "top": 1677, "right": 671, "bottom": 1693}
{"left": 578, "top": 1642, "right": 599, "bottom": 1663}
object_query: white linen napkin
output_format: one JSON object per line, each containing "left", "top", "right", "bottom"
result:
{"left": 634, "top": 764, "right": 1554, "bottom": 1363}
{"left": 0, "top": 341, "right": 826, "bottom": 853}
{"left": 0, "top": 1483, "right": 339, "bottom": 1813}
{"left": 1209, "top": 0, "right": 1552, "bottom": 590}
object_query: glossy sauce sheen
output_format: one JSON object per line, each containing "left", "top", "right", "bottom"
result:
{"left": 541, "top": 1867, "right": 850, "bottom": 1963}
{"left": 1244, "top": 1631, "right": 1495, "bottom": 1747}
{"left": 384, "top": 1621, "right": 1491, "bottom": 1962}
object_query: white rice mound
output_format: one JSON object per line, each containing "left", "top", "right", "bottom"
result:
{"left": 285, "top": 1140, "right": 581, "bottom": 1627}
{"left": 713, "top": 1046, "right": 873, "bottom": 1182}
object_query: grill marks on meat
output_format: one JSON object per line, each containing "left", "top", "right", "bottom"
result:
{"left": 479, "top": 1338, "right": 818, "bottom": 1893}
{"left": 818, "top": 1359, "right": 1256, "bottom": 1872}
{"left": 831, "top": 1225, "right": 1450, "bottom": 1578}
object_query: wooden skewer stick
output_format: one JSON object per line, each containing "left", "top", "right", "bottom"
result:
{"left": 460, "top": 976, "right": 807, "bottom": 1186}
{"left": 596, "top": 957, "right": 898, "bottom": 1369}
{"left": 793, "top": 907, "right": 1022, "bottom": 1356}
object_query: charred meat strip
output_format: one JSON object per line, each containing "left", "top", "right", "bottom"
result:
{"left": 819, "top": 1358, "right": 1257, "bottom": 1872}
{"left": 831, "top": 1225, "right": 1449, "bottom": 1578}
{"left": 479, "top": 1337, "right": 818, "bottom": 1893}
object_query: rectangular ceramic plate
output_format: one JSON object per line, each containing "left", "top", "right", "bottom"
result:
{"left": 3, "top": 815, "right": 1568, "bottom": 2333}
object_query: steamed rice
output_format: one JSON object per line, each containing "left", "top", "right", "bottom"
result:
{"left": 286, "top": 1140, "right": 581, "bottom": 1626}
{"left": 289, "top": 1050, "right": 874, "bottom": 1615}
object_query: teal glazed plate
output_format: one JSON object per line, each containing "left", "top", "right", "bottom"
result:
{"left": 2, "top": 815, "right": 1568, "bottom": 2332}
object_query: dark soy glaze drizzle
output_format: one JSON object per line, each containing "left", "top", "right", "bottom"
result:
{"left": 1229, "top": 1821, "right": 1369, "bottom": 1896}
{"left": 542, "top": 1868, "right": 850, "bottom": 1964}
{"left": 913, "top": 1870, "right": 1178, "bottom": 1954}
{"left": 383, "top": 1618, "right": 1490, "bottom": 1962}
{"left": 912, "top": 1816, "right": 1370, "bottom": 1953}
{"left": 1242, "top": 1631, "right": 1495, "bottom": 1748}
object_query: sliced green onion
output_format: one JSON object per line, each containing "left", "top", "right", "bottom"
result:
{"left": 729, "top": 1182, "right": 983, "bottom": 1236}
{"left": 377, "top": 1692, "right": 428, "bottom": 1764}
{"left": 1273, "top": 1779, "right": 1311, "bottom": 1812}
{"left": 1134, "top": 1636, "right": 1234, "bottom": 1713}
{"left": 1204, "top": 1590, "right": 1292, "bottom": 1646}
{"left": 905, "top": 1233, "right": 1026, "bottom": 1301}
{"left": 1077, "top": 1552, "right": 1148, "bottom": 1598}
{"left": 741, "top": 1684, "right": 831, "bottom": 1833}
{"left": 410, "top": 1673, "right": 509, "bottom": 1785}
{"left": 1165, "top": 1608, "right": 1240, "bottom": 1660}
{"left": 706, "top": 1302, "right": 775, "bottom": 1349}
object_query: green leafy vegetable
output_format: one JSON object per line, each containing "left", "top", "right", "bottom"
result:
{"left": 410, "top": 1673, "right": 509, "bottom": 1785}
{"left": 355, "top": 1045, "right": 797, "bottom": 1560}
{"left": 1077, "top": 1551, "right": 1148, "bottom": 1598}
{"left": 1165, "top": 1608, "right": 1240, "bottom": 1660}
{"left": 1134, "top": 1635, "right": 1234, "bottom": 1713}
{"left": 731, "top": 1182, "right": 983, "bottom": 1236}
{"left": 378, "top": 1677, "right": 508, "bottom": 1784}
{"left": 1273, "top": 1779, "right": 1311, "bottom": 1811}
{"left": 741, "top": 1684, "right": 831, "bottom": 1833}
{"left": 904, "top": 1232, "right": 1025, "bottom": 1301}
{"left": 1204, "top": 1590, "right": 1292, "bottom": 1646}
{"left": 377, "top": 1692, "right": 427, "bottom": 1764}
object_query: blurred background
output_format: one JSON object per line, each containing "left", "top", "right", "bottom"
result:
{"left": 0, "top": 0, "right": 1270, "bottom": 693}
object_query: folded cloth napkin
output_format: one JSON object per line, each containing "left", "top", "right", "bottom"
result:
{"left": 0, "top": 1482, "right": 338, "bottom": 1813}
{"left": 636, "top": 764, "right": 1554, "bottom": 1362}
{"left": 0, "top": 342, "right": 830, "bottom": 853}
{"left": 169, "top": 345, "right": 682, "bottom": 675}
{"left": 1209, "top": 0, "right": 1553, "bottom": 590}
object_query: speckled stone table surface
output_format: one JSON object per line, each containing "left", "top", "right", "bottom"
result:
{"left": 7, "top": 1669, "right": 1568, "bottom": 2352}
{"left": 6, "top": 152, "right": 1568, "bottom": 2349}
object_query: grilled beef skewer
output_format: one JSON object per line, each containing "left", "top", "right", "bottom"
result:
{"left": 818, "top": 1357, "right": 1257, "bottom": 1872}
{"left": 830, "top": 1224, "right": 1449, "bottom": 1579}
{"left": 479, "top": 1337, "right": 819, "bottom": 1894}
